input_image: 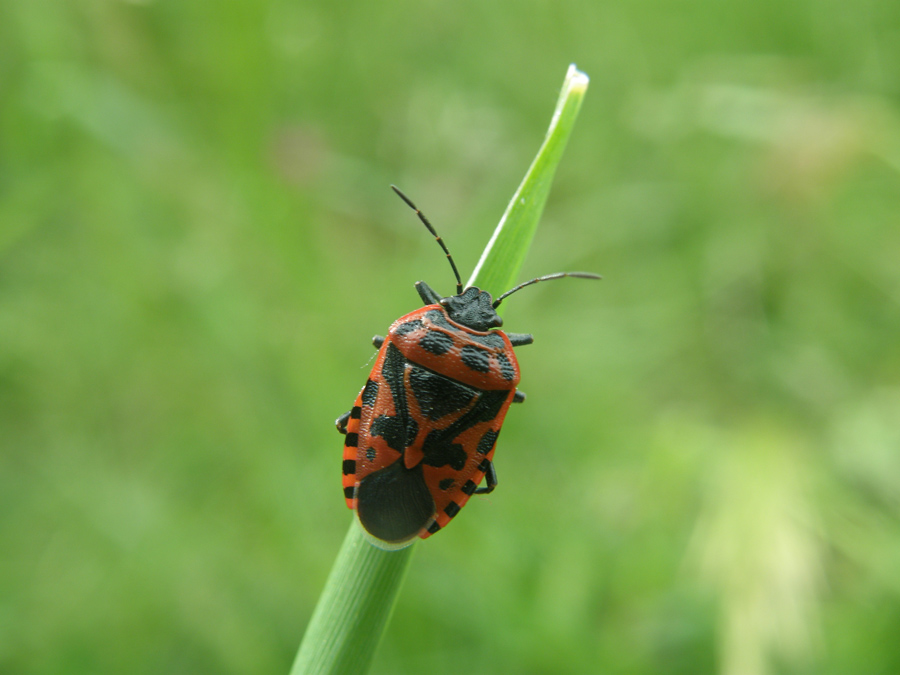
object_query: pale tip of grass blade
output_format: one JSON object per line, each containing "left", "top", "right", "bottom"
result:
{"left": 567, "top": 63, "right": 590, "bottom": 91}
{"left": 468, "top": 64, "right": 590, "bottom": 296}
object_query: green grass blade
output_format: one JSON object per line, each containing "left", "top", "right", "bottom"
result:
{"left": 290, "top": 524, "right": 414, "bottom": 675}
{"left": 468, "top": 64, "right": 590, "bottom": 295}
{"left": 292, "top": 63, "right": 588, "bottom": 675}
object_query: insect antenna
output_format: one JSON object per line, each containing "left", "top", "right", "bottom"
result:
{"left": 391, "top": 185, "right": 463, "bottom": 296}
{"left": 493, "top": 272, "right": 602, "bottom": 308}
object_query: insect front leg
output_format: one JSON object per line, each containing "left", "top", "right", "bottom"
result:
{"left": 335, "top": 410, "right": 351, "bottom": 434}
{"left": 473, "top": 460, "right": 498, "bottom": 495}
{"left": 415, "top": 280, "right": 443, "bottom": 305}
{"left": 507, "top": 333, "right": 534, "bottom": 347}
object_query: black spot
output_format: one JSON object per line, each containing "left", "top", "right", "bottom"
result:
{"left": 478, "top": 458, "right": 491, "bottom": 473}
{"left": 350, "top": 406, "right": 362, "bottom": 419}
{"left": 366, "top": 447, "right": 376, "bottom": 461}
{"left": 361, "top": 380, "right": 378, "bottom": 407}
{"left": 438, "top": 478, "right": 454, "bottom": 491}
{"left": 460, "top": 345, "right": 490, "bottom": 372}
{"left": 461, "top": 390, "right": 509, "bottom": 428}
{"left": 371, "top": 344, "right": 417, "bottom": 453}
{"left": 395, "top": 319, "right": 423, "bottom": 336}
{"left": 425, "top": 309, "right": 453, "bottom": 330}
{"left": 357, "top": 461, "right": 435, "bottom": 543}
{"left": 371, "top": 414, "right": 418, "bottom": 453}
{"left": 409, "top": 366, "right": 475, "bottom": 420}
{"left": 344, "top": 486, "right": 355, "bottom": 499}
{"left": 427, "top": 521, "right": 441, "bottom": 534}
{"left": 381, "top": 345, "right": 406, "bottom": 399}
{"left": 477, "top": 429, "right": 499, "bottom": 455}
{"left": 419, "top": 330, "right": 454, "bottom": 355}
{"left": 444, "top": 501, "right": 461, "bottom": 518}
{"left": 422, "top": 431, "right": 467, "bottom": 471}
{"left": 344, "top": 432, "right": 359, "bottom": 447}
{"left": 413, "top": 389, "right": 508, "bottom": 473}
{"left": 469, "top": 332, "right": 505, "bottom": 350}
{"left": 462, "top": 480, "right": 477, "bottom": 495}
{"left": 342, "top": 459, "right": 356, "bottom": 475}
{"left": 496, "top": 353, "right": 516, "bottom": 381}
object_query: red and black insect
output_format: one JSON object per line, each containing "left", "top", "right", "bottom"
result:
{"left": 336, "top": 186, "right": 599, "bottom": 548}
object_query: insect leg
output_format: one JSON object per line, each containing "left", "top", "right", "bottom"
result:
{"left": 335, "top": 411, "right": 351, "bottom": 434}
{"left": 415, "top": 281, "right": 443, "bottom": 305}
{"left": 507, "top": 333, "right": 534, "bottom": 347}
{"left": 473, "top": 460, "right": 498, "bottom": 495}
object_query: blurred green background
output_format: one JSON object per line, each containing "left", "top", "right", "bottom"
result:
{"left": 2, "top": 1, "right": 899, "bottom": 673}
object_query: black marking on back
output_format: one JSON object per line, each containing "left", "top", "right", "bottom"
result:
{"left": 477, "top": 429, "right": 499, "bottom": 455}
{"left": 422, "top": 430, "right": 467, "bottom": 471}
{"left": 395, "top": 319, "right": 424, "bottom": 336}
{"left": 409, "top": 365, "right": 475, "bottom": 420}
{"left": 425, "top": 309, "right": 454, "bottom": 330}
{"left": 365, "top": 447, "right": 376, "bottom": 461}
{"left": 462, "top": 480, "right": 477, "bottom": 495}
{"left": 350, "top": 406, "right": 362, "bottom": 419}
{"left": 361, "top": 380, "right": 378, "bottom": 407}
{"left": 460, "top": 345, "right": 491, "bottom": 372}
{"left": 342, "top": 459, "right": 356, "bottom": 475}
{"left": 370, "top": 344, "right": 418, "bottom": 453}
{"left": 357, "top": 460, "right": 435, "bottom": 543}
{"left": 427, "top": 520, "right": 441, "bottom": 534}
{"left": 344, "top": 432, "right": 359, "bottom": 448}
{"left": 496, "top": 353, "right": 515, "bottom": 381}
{"left": 344, "top": 486, "right": 355, "bottom": 500}
{"left": 438, "top": 478, "right": 454, "bottom": 491}
{"left": 419, "top": 389, "right": 508, "bottom": 470}
{"left": 444, "top": 501, "right": 461, "bottom": 518}
{"left": 469, "top": 332, "right": 505, "bottom": 350}
{"left": 419, "top": 330, "right": 454, "bottom": 355}
{"left": 371, "top": 415, "right": 418, "bottom": 453}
